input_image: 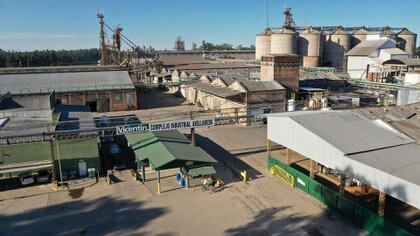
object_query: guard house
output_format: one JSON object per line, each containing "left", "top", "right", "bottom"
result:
{"left": 126, "top": 130, "right": 217, "bottom": 193}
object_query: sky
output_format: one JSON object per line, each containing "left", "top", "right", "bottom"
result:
{"left": 0, "top": 0, "right": 419, "bottom": 51}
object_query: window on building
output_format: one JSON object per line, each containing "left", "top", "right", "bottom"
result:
{"left": 126, "top": 93, "right": 133, "bottom": 105}
{"left": 114, "top": 93, "right": 122, "bottom": 103}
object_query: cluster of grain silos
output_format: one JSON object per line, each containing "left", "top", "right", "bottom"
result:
{"left": 298, "top": 27, "right": 322, "bottom": 68}
{"left": 255, "top": 25, "right": 417, "bottom": 70}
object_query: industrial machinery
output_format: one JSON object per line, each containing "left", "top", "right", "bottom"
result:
{"left": 97, "top": 13, "right": 163, "bottom": 81}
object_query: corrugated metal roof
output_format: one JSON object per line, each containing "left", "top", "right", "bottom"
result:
{"left": 381, "top": 48, "right": 408, "bottom": 55}
{"left": 188, "top": 82, "right": 241, "bottom": 98}
{"left": 0, "top": 71, "right": 134, "bottom": 95}
{"left": 239, "top": 80, "right": 285, "bottom": 91}
{"left": 349, "top": 143, "right": 420, "bottom": 185}
{"left": 127, "top": 130, "right": 217, "bottom": 169}
{"left": 345, "top": 38, "right": 390, "bottom": 56}
{"left": 188, "top": 166, "right": 216, "bottom": 177}
{"left": 289, "top": 110, "right": 414, "bottom": 154}
{"left": 267, "top": 109, "right": 420, "bottom": 209}
{"left": 257, "top": 28, "right": 273, "bottom": 36}
{"left": 54, "top": 105, "right": 96, "bottom": 131}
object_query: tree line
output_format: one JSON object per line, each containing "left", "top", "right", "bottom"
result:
{"left": 0, "top": 48, "right": 99, "bottom": 67}
{"left": 197, "top": 42, "right": 255, "bottom": 51}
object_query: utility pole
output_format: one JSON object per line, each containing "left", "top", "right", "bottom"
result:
{"left": 97, "top": 13, "right": 106, "bottom": 66}
{"left": 49, "top": 138, "right": 57, "bottom": 184}
{"left": 189, "top": 103, "right": 196, "bottom": 146}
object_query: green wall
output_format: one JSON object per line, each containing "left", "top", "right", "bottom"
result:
{"left": 268, "top": 156, "right": 413, "bottom": 236}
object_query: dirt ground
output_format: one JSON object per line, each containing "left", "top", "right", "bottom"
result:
{"left": 0, "top": 124, "right": 366, "bottom": 236}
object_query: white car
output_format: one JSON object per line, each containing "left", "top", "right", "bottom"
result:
{"left": 19, "top": 172, "right": 35, "bottom": 185}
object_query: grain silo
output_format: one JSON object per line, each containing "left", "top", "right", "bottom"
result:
{"left": 352, "top": 27, "right": 369, "bottom": 47}
{"left": 255, "top": 28, "right": 273, "bottom": 60}
{"left": 397, "top": 28, "right": 417, "bottom": 57}
{"left": 270, "top": 27, "right": 297, "bottom": 54}
{"left": 298, "top": 27, "right": 322, "bottom": 67}
{"left": 382, "top": 27, "right": 397, "bottom": 40}
{"left": 323, "top": 27, "right": 351, "bottom": 71}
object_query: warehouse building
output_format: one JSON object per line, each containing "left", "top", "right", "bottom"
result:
{"left": 0, "top": 94, "right": 100, "bottom": 182}
{"left": 0, "top": 70, "right": 137, "bottom": 112}
{"left": 181, "top": 75, "right": 286, "bottom": 123}
{"left": 267, "top": 109, "right": 420, "bottom": 234}
{"left": 345, "top": 38, "right": 409, "bottom": 80}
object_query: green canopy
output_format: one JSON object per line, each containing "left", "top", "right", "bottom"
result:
{"left": 126, "top": 130, "right": 217, "bottom": 170}
{"left": 188, "top": 166, "right": 216, "bottom": 178}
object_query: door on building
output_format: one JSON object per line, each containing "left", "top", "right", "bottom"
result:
{"left": 79, "top": 161, "right": 87, "bottom": 177}
{"left": 86, "top": 101, "right": 97, "bottom": 112}
{"left": 96, "top": 99, "right": 110, "bottom": 112}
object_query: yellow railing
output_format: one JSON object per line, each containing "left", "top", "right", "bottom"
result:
{"left": 271, "top": 165, "right": 295, "bottom": 188}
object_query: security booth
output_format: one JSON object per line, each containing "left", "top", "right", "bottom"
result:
{"left": 126, "top": 130, "right": 217, "bottom": 193}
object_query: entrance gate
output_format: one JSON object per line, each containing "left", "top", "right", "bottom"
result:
{"left": 271, "top": 165, "right": 295, "bottom": 188}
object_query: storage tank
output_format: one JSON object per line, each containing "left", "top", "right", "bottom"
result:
{"left": 397, "top": 28, "right": 417, "bottom": 57}
{"left": 382, "top": 27, "right": 397, "bottom": 40}
{"left": 255, "top": 28, "right": 272, "bottom": 60}
{"left": 298, "top": 27, "right": 322, "bottom": 67}
{"left": 323, "top": 27, "right": 351, "bottom": 71}
{"left": 352, "top": 27, "right": 369, "bottom": 47}
{"left": 270, "top": 27, "right": 297, "bottom": 54}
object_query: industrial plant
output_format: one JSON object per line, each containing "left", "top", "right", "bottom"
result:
{"left": 255, "top": 8, "right": 417, "bottom": 71}
{"left": 0, "top": 3, "right": 419, "bottom": 236}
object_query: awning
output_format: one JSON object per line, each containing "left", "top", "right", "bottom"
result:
{"left": 188, "top": 166, "right": 216, "bottom": 178}
{"left": 127, "top": 130, "right": 217, "bottom": 170}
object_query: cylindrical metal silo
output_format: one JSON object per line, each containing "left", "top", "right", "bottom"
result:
{"left": 397, "top": 28, "right": 417, "bottom": 57}
{"left": 323, "top": 27, "right": 351, "bottom": 71}
{"left": 352, "top": 28, "right": 369, "bottom": 47}
{"left": 270, "top": 27, "right": 297, "bottom": 54}
{"left": 255, "top": 28, "right": 272, "bottom": 60}
{"left": 298, "top": 27, "right": 322, "bottom": 67}
{"left": 382, "top": 27, "right": 397, "bottom": 40}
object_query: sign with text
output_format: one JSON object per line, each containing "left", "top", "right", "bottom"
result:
{"left": 116, "top": 119, "right": 215, "bottom": 134}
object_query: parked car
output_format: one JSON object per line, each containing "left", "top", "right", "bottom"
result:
{"left": 37, "top": 170, "right": 50, "bottom": 183}
{"left": 19, "top": 172, "right": 35, "bottom": 186}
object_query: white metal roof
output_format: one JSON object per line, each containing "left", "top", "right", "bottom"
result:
{"left": 267, "top": 110, "right": 420, "bottom": 209}
{"left": 0, "top": 71, "right": 134, "bottom": 95}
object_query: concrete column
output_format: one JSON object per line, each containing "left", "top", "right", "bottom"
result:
{"left": 267, "top": 139, "right": 272, "bottom": 158}
{"left": 285, "top": 148, "right": 292, "bottom": 166}
{"left": 82, "top": 92, "right": 86, "bottom": 104}
{"left": 68, "top": 93, "right": 72, "bottom": 105}
{"left": 378, "top": 192, "right": 386, "bottom": 217}
{"left": 310, "top": 160, "right": 317, "bottom": 179}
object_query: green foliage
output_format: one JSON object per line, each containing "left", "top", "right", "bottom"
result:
{"left": 198, "top": 42, "right": 254, "bottom": 51}
{"left": 0, "top": 48, "right": 99, "bottom": 67}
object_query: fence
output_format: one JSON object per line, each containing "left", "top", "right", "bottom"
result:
{"left": 268, "top": 156, "right": 413, "bottom": 236}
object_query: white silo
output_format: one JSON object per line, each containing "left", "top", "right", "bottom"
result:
{"left": 352, "top": 27, "right": 369, "bottom": 47}
{"left": 298, "top": 27, "right": 322, "bottom": 67}
{"left": 270, "top": 27, "right": 297, "bottom": 54}
{"left": 323, "top": 27, "right": 351, "bottom": 71}
{"left": 397, "top": 28, "right": 417, "bottom": 57}
{"left": 255, "top": 28, "right": 273, "bottom": 60}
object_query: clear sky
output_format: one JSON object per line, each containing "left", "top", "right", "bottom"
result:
{"left": 0, "top": 0, "right": 419, "bottom": 51}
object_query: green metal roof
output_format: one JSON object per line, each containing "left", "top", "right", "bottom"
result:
{"left": 126, "top": 130, "right": 217, "bottom": 170}
{"left": 188, "top": 166, "right": 216, "bottom": 178}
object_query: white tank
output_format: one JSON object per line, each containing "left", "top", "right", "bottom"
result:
{"left": 255, "top": 28, "right": 272, "bottom": 60}
{"left": 352, "top": 28, "right": 369, "bottom": 47}
{"left": 287, "top": 99, "right": 295, "bottom": 112}
{"left": 397, "top": 28, "right": 417, "bottom": 57}
{"left": 270, "top": 27, "right": 297, "bottom": 54}
{"left": 323, "top": 27, "right": 351, "bottom": 71}
{"left": 298, "top": 27, "right": 322, "bottom": 67}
